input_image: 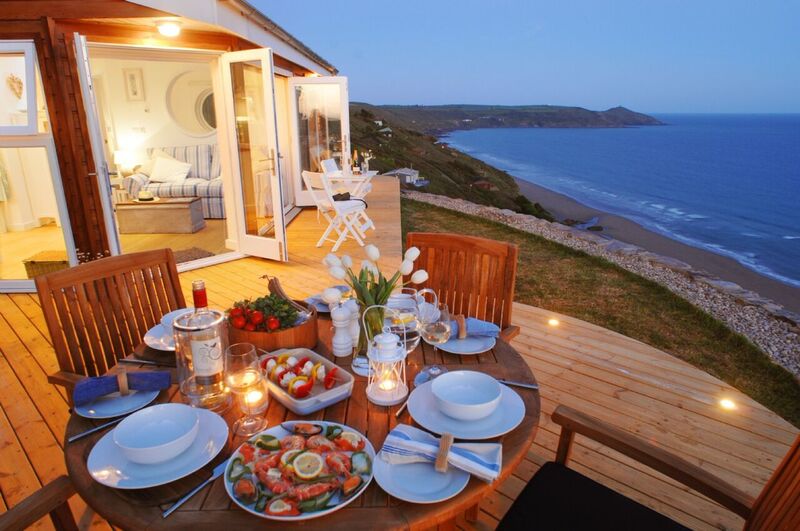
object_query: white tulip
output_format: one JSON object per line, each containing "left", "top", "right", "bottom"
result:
{"left": 341, "top": 255, "right": 353, "bottom": 268}
{"left": 323, "top": 253, "right": 341, "bottom": 268}
{"left": 361, "top": 259, "right": 374, "bottom": 272}
{"left": 399, "top": 259, "right": 414, "bottom": 276}
{"left": 321, "top": 287, "right": 343, "bottom": 304}
{"left": 329, "top": 266, "right": 346, "bottom": 280}
{"left": 410, "top": 269, "right": 429, "bottom": 284}
{"left": 404, "top": 246, "right": 420, "bottom": 262}
{"left": 364, "top": 244, "right": 380, "bottom": 262}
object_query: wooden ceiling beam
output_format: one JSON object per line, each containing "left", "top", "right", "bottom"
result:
{"left": 0, "top": 0, "right": 168, "bottom": 20}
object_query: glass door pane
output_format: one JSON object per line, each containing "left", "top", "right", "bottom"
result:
{"left": 288, "top": 77, "right": 350, "bottom": 206}
{"left": 0, "top": 42, "right": 37, "bottom": 134}
{"left": 221, "top": 49, "right": 286, "bottom": 260}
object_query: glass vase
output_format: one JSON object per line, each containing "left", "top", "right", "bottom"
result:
{"left": 352, "top": 304, "right": 384, "bottom": 376}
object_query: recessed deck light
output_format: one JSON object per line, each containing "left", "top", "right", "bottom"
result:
{"left": 548, "top": 318, "right": 560, "bottom": 326}
{"left": 157, "top": 21, "right": 182, "bottom": 37}
{"left": 719, "top": 398, "right": 737, "bottom": 410}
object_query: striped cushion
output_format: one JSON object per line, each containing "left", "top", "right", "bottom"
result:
{"left": 210, "top": 144, "right": 222, "bottom": 180}
{"left": 143, "top": 178, "right": 223, "bottom": 199}
{"left": 146, "top": 145, "right": 215, "bottom": 180}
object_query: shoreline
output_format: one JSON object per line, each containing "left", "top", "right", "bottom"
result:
{"left": 514, "top": 178, "right": 800, "bottom": 314}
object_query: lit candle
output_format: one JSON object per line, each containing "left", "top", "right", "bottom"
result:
{"left": 379, "top": 378, "right": 397, "bottom": 391}
{"left": 245, "top": 389, "right": 264, "bottom": 406}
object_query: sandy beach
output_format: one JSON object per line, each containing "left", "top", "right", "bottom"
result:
{"left": 515, "top": 178, "right": 800, "bottom": 314}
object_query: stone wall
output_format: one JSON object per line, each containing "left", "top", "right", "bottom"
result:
{"left": 403, "top": 190, "right": 800, "bottom": 376}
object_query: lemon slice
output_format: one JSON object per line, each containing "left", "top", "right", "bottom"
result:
{"left": 292, "top": 452, "right": 324, "bottom": 480}
{"left": 280, "top": 449, "right": 302, "bottom": 467}
{"left": 339, "top": 431, "right": 362, "bottom": 447}
{"left": 391, "top": 312, "right": 415, "bottom": 325}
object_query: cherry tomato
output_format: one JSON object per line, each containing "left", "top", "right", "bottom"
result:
{"left": 229, "top": 307, "right": 244, "bottom": 318}
{"left": 266, "top": 315, "right": 280, "bottom": 331}
{"left": 324, "top": 366, "right": 339, "bottom": 389}
{"left": 249, "top": 310, "right": 264, "bottom": 325}
{"left": 244, "top": 322, "right": 257, "bottom": 331}
{"left": 231, "top": 316, "right": 247, "bottom": 329}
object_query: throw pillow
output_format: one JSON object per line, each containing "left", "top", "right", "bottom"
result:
{"left": 135, "top": 149, "right": 176, "bottom": 176}
{"left": 148, "top": 156, "right": 192, "bottom": 183}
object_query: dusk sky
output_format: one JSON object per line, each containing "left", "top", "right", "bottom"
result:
{"left": 255, "top": 0, "right": 799, "bottom": 113}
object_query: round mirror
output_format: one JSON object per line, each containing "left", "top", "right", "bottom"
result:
{"left": 166, "top": 70, "right": 216, "bottom": 136}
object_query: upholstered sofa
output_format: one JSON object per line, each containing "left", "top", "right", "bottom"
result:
{"left": 121, "top": 144, "right": 225, "bottom": 219}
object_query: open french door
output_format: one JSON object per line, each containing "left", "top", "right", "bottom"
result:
{"left": 288, "top": 76, "right": 351, "bottom": 206}
{"left": 74, "top": 33, "right": 121, "bottom": 255}
{"left": 220, "top": 49, "right": 287, "bottom": 261}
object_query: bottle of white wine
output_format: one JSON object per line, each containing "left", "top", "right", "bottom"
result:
{"left": 188, "top": 280, "right": 223, "bottom": 386}
{"left": 174, "top": 280, "right": 230, "bottom": 412}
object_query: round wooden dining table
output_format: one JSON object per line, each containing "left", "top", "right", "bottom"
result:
{"left": 64, "top": 323, "right": 540, "bottom": 530}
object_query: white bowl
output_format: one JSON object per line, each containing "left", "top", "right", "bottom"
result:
{"left": 161, "top": 308, "right": 193, "bottom": 333}
{"left": 430, "top": 371, "right": 502, "bottom": 421}
{"left": 113, "top": 403, "right": 199, "bottom": 464}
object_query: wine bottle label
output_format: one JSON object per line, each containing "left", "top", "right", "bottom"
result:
{"left": 190, "top": 338, "right": 223, "bottom": 377}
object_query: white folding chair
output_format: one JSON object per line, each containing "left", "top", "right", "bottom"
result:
{"left": 320, "top": 158, "right": 376, "bottom": 231}
{"left": 302, "top": 171, "right": 373, "bottom": 251}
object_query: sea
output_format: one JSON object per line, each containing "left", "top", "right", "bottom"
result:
{"left": 443, "top": 114, "right": 800, "bottom": 289}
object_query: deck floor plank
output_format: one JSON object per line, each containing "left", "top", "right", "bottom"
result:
{"left": 0, "top": 178, "right": 795, "bottom": 530}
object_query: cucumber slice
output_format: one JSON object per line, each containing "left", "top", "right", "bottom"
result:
{"left": 351, "top": 451, "right": 372, "bottom": 475}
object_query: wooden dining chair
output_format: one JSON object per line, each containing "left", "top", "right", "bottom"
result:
{"left": 498, "top": 405, "right": 800, "bottom": 530}
{"left": 0, "top": 475, "right": 78, "bottom": 531}
{"left": 405, "top": 232, "right": 520, "bottom": 341}
{"left": 35, "top": 249, "right": 186, "bottom": 397}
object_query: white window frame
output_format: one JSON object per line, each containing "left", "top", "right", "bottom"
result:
{"left": 0, "top": 41, "right": 38, "bottom": 135}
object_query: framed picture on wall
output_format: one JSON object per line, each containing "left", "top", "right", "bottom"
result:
{"left": 123, "top": 68, "right": 145, "bottom": 102}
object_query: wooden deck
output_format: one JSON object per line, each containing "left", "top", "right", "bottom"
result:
{"left": 0, "top": 177, "right": 796, "bottom": 530}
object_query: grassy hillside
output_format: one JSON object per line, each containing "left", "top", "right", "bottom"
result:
{"left": 402, "top": 198, "right": 800, "bottom": 427}
{"left": 362, "top": 103, "right": 663, "bottom": 134}
{"left": 350, "top": 103, "right": 553, "bottom": 220}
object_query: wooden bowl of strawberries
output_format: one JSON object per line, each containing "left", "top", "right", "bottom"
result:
{"left": 227, "top": 293, "right": 318, "bottom": 351}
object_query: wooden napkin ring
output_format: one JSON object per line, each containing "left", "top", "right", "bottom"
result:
{"left": 435, "top": 432, "right": 454, "bottom": 473}
{"left": 455, "top": 314, "right": 467, "bottom": 339}
{"left": 117, "top": 370, "right": 130, "bottom": 396}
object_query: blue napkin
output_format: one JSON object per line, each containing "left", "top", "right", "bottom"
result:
{"left": 379, "top": 424, "right": 502, "bottom": 482}
{"left": 449, "top": 317, "right": 500, "bottom": 338}
{"left": 73, "top": 371, "right": 171, "bottom": 406}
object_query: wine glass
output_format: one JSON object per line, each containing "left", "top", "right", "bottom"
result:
{"left": 225, "top": 343, "right": 268, "bottom": 436}
{"left": 387, "top": 287, "right": 422, "bottom": 354}
{"left": 420, "top": 302, "right": 451, "bottom": 355}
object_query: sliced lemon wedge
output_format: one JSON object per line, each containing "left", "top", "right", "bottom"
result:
{"left": 293, "top": 451, "right": 324, "bottom": 480}
{"left": 339, "top": 431, "right": 362, "bottom": 447}
{"left": 280, "top": 449, "right": 302, "bottom": 467}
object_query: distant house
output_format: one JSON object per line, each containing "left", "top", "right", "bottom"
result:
{"left": 473, "top": 180, "right": 498, "bottom": 191}
{"left": 378, "top": 127, "right": 393, "bottom": 137}
{"left": 384, "top": 168, "right": 420, "bottom": 184}
{"left": 373, "top": 120, "right": 384, "bottom": 126}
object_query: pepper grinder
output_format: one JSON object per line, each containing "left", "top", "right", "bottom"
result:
{"left": 331, "top": 304, "right": 354, "bottom": 357}
{"left": 344, "top": 298, "right": 361, "bottom": 345}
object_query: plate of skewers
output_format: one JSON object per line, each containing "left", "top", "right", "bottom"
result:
{"left": 224, "top": 421, "right": 375, "bottom": 521}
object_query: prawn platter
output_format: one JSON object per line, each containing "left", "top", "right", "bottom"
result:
{"left": 260, "top": 348, "right": 354, "bottom": 415}
{"left": 224, "top": 421, "right": 376, "bottom": 521}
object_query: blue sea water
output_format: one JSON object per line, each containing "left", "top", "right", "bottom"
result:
{"left": 443, "top": 114, "right": 800, "bottom": 288}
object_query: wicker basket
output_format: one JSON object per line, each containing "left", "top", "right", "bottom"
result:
{"left": 24, "top": 251, "right": 69, "bottom": 279}
{"left": 228, "top": 301, "right": 318, "bottom": 352}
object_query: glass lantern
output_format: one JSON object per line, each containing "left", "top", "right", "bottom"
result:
{"left": 363, "top": 305, "right": 408, "bottom": 406}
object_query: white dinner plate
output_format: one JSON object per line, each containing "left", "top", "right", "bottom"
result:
{"left": 373, "top": 457, "right": 470, "bottom": 503}
{"left": 437, "top": 336, "right": 496, "bottom": 356}
{"left": 87, "top": 408, "right": 228, "bottom": 489}
{"left": 144, "top": 323, "right": 175, "bottom": 351}
{"left": 74, "top": 389, "right": 159, "bottom": 419}
{"left": 224, "top": 421, "right": 375, "bottom": 521}
{"left": 407, "top": 381, "right": 525, "bottom": 440}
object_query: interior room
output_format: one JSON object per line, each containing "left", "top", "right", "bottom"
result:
{"left": 0, "top": 51, "right": 72, "bottom": 281}
{"left": 87, "top": 47, "right": 230, "bottom": 263}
